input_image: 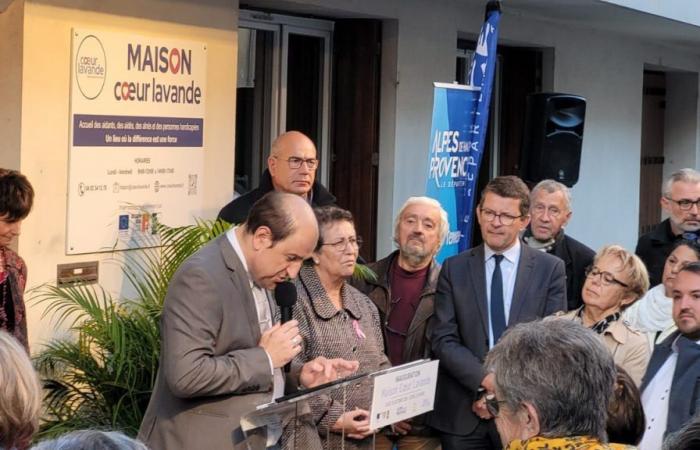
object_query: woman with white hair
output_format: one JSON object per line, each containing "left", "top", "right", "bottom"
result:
{"left": 483, "top": 319, "right": 618, "bottom": 449}
{"left": 0, "top": 330, "right": 42, "bottom": 450}
{"left": 31, "top": 430, "right": 148, "bottom": 450}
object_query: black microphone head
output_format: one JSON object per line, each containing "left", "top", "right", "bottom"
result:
{"left": 274, "top": 281, "right": 297, "bottom": 308}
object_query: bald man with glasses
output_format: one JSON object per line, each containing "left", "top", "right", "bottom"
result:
{"left": 218, "top": 131, "right": 336, "bottom": 225}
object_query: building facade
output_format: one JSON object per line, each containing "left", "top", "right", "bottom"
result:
{"left": 2, "top": 0, "right": 700, "bottom": 348}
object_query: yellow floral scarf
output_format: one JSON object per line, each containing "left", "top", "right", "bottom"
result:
{"left": 505, "top": 436, "right": 625, "bottom": 450}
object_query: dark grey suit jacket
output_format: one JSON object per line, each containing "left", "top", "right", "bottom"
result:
{"left": 138, "top": 234, "right": 292, "bottom": 449}
{"left": 428, "top": 243, "right": 567, "bottom": 435}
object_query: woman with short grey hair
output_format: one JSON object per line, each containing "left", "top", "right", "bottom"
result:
{"left": 482, "top": 319, "right": 618, "bottom": 449}
{"left": 31, "top": 430, "right": 148, "bottom": 450}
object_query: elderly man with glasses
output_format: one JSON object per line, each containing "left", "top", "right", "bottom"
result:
{"left": 218, "top": 130, "right": 336, "bottom": 224}
{"left": 428, "top": 176, "right": 566, "bottom": 450}
{"left": 636, "top": 168, "right": 700, "bottom": 287}
{"left": 522, "top": 179, "right": 595, "bottom": 311}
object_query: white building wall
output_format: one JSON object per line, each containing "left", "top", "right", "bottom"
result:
{"left": 663, "top": 72, "right": 699, "bottom": 183}
{"left": 5, "top": 0, "right": 700, "bottom": 346}
{"left": 271, "top": 0, "right": 700, "bottom": 255}
{"left": 600, "top": 0, "right": 700, "bottom": 28}
{"left": 498, "top": 13, "right": 700, "bottom": 252}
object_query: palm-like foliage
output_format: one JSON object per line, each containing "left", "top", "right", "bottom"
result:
{"left": 31, "top": 219, "right": 229, "bottom": 438}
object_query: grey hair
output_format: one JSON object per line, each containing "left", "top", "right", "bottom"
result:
{"left": 0, "top": 331, "right": 42, "bottom": 450}
{"left": 530, "top": 179, "right": 572, "bottom": 211}
{"left": 393, "top": 196, "right": 449, "bottom": 252}
{"left": 31, "top": 430, "right": 149, "bottom": 450}
{"left": 663, "top": 168, "right": 700, "bottom": 197}
{"left": 484, "top": 319, "right": 615, "bottom": 441}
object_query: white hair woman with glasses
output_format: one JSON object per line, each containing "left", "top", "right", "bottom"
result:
{"left": 482, "top": 319, "right": 619, "bottom": 449}
{"left": 282, "top": 206, "right": 390, "bottom": 449}
{"left": 551, "top": 245, "right": 650, "bottom": 386}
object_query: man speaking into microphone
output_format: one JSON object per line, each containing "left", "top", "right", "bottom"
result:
{"left": 139, "top": 192, "right": 359, "bottom": 450}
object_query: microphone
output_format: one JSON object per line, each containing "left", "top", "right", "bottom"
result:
{"left": 274, "top": 281, "right": 297, "bottom": 373}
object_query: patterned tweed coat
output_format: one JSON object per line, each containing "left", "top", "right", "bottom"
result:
{"left": 282, "top": 264, "right": 391, "bottom": 449}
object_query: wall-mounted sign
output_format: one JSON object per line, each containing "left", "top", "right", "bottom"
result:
{"left": 68, "top": 29, "right": 206, "bottom": 254}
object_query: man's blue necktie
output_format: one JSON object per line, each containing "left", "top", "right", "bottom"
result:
{"left": 491, "top": 254, "right": 506, "bottom": 343}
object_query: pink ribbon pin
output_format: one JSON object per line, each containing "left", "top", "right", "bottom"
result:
{"left": 352, "top": 320, "right": 366, "bottom": 339}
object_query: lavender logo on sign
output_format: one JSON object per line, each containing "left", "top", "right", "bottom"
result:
{"left": 75, "top": 34, "right": 107, "bottom": 100}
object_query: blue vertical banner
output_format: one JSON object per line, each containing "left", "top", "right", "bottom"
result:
{"left": 425, "top": 1, "right": 501, "bottom": 262}
{"left": 425, "top": 84, "right": 480, "bottom": 262}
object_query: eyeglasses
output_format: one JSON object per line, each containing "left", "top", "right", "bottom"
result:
{"left": 480, "top": 208, "right": 523, "bottom": 226}
{"left": 665, "top": 197, "right": 700, "bottom": 211}
{"left": 585, "top": 266, "right": 629, "bottom": 288}
{"left": 320, "top": 236, "right": 363, "bottom": 252}
{"left": 532, "top": 204, "right": 564, "bottom": 218}
{"left": 484, "top": 393, "right": 507, "bottom": 417}
{"left": 274, "top": 156, "right": 319, "bottom": 170}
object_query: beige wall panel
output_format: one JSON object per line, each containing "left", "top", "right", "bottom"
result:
{"left": 0, "top": 0, "right": 23, "bottom": 170}
{"left": 19, "top": 0, "right": 238, "bottom": 350}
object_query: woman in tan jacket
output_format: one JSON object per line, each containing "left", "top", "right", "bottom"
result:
{"left": 554, "top": 245, "right": 650, "bottom": 386}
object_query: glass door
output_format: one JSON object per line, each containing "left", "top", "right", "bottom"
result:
{"left": 236, "top": 11, "right": 332, "bottom": 195}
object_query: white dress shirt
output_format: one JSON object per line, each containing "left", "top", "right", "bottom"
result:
{"left": 227, "top": 227, "right": 285, "bottom": 399}
{"left": 484, "top": 240, "right": 521, "bottom": 348}
{"left": 639, "top": 335, "right": 700, "bottom": 450}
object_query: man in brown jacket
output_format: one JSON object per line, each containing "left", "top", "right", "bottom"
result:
{"left": 354, "top": 196, "right": 447, "bottom": 450}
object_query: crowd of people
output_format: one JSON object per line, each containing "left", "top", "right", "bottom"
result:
{"left": 3, "top": 132, "right": 700, "bottom": 449}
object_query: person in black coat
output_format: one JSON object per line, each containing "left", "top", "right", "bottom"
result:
{"left": 522, "top": 179, "right": 595, "bottom": 310}
{"left": 217, "top": 131, "right": 335, "bottom": 224}
{"left": 636, "top": 168, "right": 700, "bottom": 287}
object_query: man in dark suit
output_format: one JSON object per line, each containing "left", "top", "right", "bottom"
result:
{"left": 639, "top": 261, "right": 700, "bottom": 450}
{"left": 429, "top": 176, "right": 567, "bottom": 450}
{"left": 138, "top": 192, "right": 357, "bottom": 450}
{"left": 217, "top": 131, "right": 336, "bottom": 224}
{"left": 522, "top": 179, "right": 595, "bottom": 310}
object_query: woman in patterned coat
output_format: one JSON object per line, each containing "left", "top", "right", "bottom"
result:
{"left": 284, "top": 206, "right": 390, "bottom": 449}
{"left": 0, "top": 169, "right": 34, "bottom": 352}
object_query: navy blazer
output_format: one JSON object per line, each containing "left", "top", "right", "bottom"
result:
{"left": 641, "top": 331, "right": 700, "bottom": 436}
{"left": 428, "top": 243, "right": 567, "bottom": 435}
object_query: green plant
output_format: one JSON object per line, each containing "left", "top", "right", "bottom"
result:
{"left": 353, "top": 262, "right": 377, "bottom": 283}
{"left": 31, "top": 219, "right": 229, "bottom": 438}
